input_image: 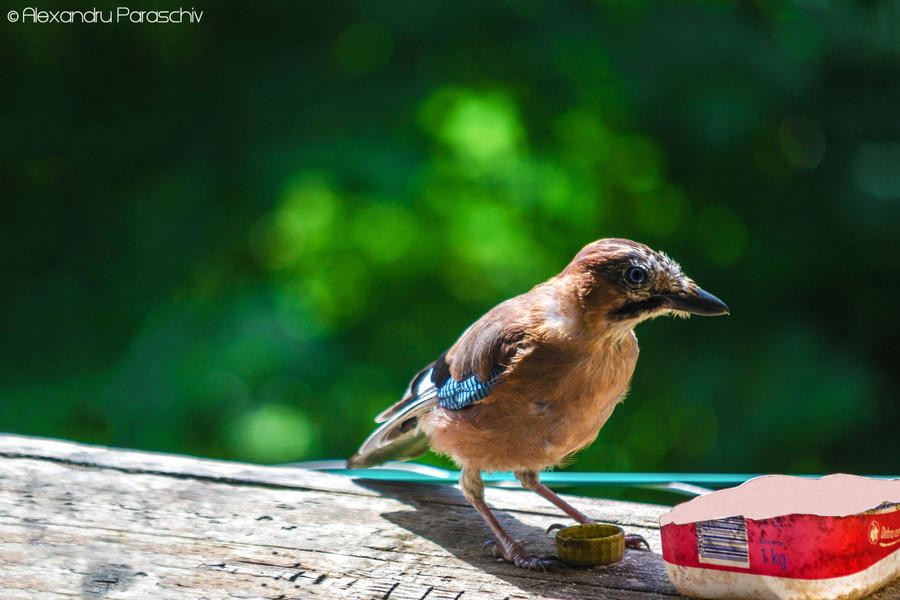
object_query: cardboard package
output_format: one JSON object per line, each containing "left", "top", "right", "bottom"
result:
{"left": 661, "top": 474, "right": 900, "bottom": 600}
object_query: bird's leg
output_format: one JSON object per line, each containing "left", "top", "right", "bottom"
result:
{"left": 460, "top": 467, "right": 559, "bottom": 571}
{"left": 515, "top": 470, "right": 650, "bottom": 551}
{"left": 515, "top": 470, "right": 592, "bottom": 523}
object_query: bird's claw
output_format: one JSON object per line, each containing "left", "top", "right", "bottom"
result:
{"left": 482, "top": 539, "right": 561, "bottom": 571}
{"left": 516, "top": 554, "right": 561, "bottom": 571}
{"left": 625, "top": 533, "right": 651, "bottom": 551}
{"left": 546, "top": 522, "right": 566, "bottom": 535}
{"left": 546, "top": 517, "right": 597, "bottom": 535}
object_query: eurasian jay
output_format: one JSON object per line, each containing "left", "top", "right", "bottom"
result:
{"left": 348, "top": 238, "right": 728, "bottom": 569}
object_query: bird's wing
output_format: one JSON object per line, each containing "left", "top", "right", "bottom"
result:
{"left": 348, "top": 298, "right": 536, "bottom": 468}
{"left": 379, "top": 297, "right": 534, "bottom": 419}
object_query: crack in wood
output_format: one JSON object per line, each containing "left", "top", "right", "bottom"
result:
{"left": 234, "top": 559, "right": 291, "bottom": 568}
{"left": 382, "top": 581, "right": 400, "bottom": 599}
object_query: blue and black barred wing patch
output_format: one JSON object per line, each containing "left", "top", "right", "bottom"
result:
{"left": 436, "top": 369, "right": 501, "bottom": 410}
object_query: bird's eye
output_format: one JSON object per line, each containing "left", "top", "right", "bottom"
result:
{"left": 626, "top": 266, "right": 647, "bottom": 285}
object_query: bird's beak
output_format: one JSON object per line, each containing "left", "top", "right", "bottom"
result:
{"left": 665, "top": 286, "right": 729, "bottom": 316}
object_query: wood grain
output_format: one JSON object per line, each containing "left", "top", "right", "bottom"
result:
{"left": 0, "top": 434, "right": 896, "bottom": 600}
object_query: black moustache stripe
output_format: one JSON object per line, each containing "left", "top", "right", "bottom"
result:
{"left": 613, "top": 296, "right": 666, "bottom": 318}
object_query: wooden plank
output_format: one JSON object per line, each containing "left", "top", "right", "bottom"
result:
{"left": 0, "top": 457, "right": 670, "bottom": 599}
{"left": 0, "top": 435, "right": 896, "bottom": 599}
{"left": 0, "top": 433, "right": 665, "bottom": 527}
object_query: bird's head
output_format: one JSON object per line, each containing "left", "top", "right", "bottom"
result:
{"left": 562, "top": 238, "right": 729, "bottom": 330}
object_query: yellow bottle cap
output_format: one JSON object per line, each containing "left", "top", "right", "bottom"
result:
{"left": 554, "top": 523, "right": 625, "bottom": 566}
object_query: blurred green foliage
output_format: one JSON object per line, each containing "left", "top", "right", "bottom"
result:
{"left": 1, "top": 2, "right": 898, "bottom": 482}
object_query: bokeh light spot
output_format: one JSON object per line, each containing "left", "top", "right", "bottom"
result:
{"left": 277, "top": 255, "right": 372, "bottom": 335}
{"left": 777, "top": 114, "right": 826, "bottom": 169}
{"left": 228, "top": 404, "right": 313, "bottom": 463}
{"left": 853, "top": 142, "right": 900, "bottom": 199}
{"left": 258, "top": 173, "right": 339, "bottom": 270}
{"left": 420, "top": 88, "right": 524, "bottom": 167}
{"left": 774, "top": 15, "right": 825, "bottom": 63}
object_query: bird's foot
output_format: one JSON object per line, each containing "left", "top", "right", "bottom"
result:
{"left": 545, "top": 517, "right": 596, "bottom": 534}
{"left": 545, "top": 523, "right": 651, "bottom": 551}
{"left": 546, "top": 522, "right": 569, "bottom": 534}
{"left": 482, "top": 540, "right": 560, "bottom": 571}
{"left": 625, "top": 533, "right": 651, "bottom": 551}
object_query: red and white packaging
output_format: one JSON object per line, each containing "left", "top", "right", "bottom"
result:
{"left": 660, "top": 474, "right": 900, "bottom": 600}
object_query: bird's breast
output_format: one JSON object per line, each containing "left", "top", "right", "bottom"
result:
{"left": 426, "top": 331, "right": 639, "bottom": 472}
{"left": 532, "top": 334, "right": 639, "bottom": 454}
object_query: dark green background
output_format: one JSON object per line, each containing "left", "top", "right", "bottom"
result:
{"left": 2, "top": 2, "right": 898, "bottom": 488}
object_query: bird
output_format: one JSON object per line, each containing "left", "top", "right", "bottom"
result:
{"left": 348, "top": 238, "right": 728, "bottom": 570}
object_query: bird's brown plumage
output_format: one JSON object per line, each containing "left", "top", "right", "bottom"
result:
{"left": 426, "top": 273, "right": 639, "bottom": 472}
{"left": 348, "top": 238, "right": 728, "bottom": 569}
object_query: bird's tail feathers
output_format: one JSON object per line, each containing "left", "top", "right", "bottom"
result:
{"left": 346, "top": 428, "right": 430, "bottom": 469}
{"left": 374, "top": 364, "right": 436, "bottom": 423}
{"left": 347, "top": 393, "right": 437, "bottom": 469}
